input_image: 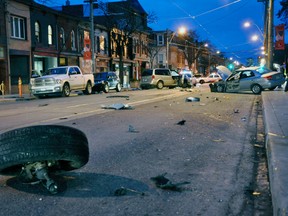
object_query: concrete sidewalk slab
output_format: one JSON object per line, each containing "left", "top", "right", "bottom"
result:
{"left": 262, "top": 91, "right": 288, "bottom": 216}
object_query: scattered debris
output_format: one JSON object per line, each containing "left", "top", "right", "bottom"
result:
{"left": 252, "top": 191, "right": 261, "bottom": 196}
{"left": 128, "top": 125, "right": 139, "bottom": 133}
{"left": 185, "top": 97, "right": 200, "bottom": 102}
{"left": 234, "top": 109, "right": 239, "bottom": 113}
{"left": 106, "top": 95, "right": 130, "bottom": 100}
{"left": 241, "top": 117, "right": 247, "bottom": 121}
{"left": 254, "top": 144, "right": 263, "bottom": 148}
{"left": 150, "top": 173, "right": 190, "bottom": 191}
{"left": 212, "top": 139, "right": 225, "bottom": 142}
{"left": 114, "top": 187, "right": 145, "bottom": 196}
{"left": 176, "top": 120, "right": 186, "bottom": 126}
{"left": 101, "top": 103, "right": 134, "bottom": 110}
{"left": 38, "top": 104, "right": 49, "bottom": 107}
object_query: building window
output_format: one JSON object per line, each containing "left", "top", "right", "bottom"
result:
{"left": 35, "top": 21, "right": 40, "bottom": 42}
{"left": 157, "top": 34, "right": 164, "bottom": 46}
{"left": 100, "top": 36, "right": 105, "bottom": 52}
{"left": 71, "top": 30, "right": 76, "bottom": 50}
{"left": 60, "top": 27, "right": 65, "bottom": 46}
{"left": 48, "top": 25, "right": 53, "bottom": 45}
{"left": 158, "top": 53, "right": 164, "bottom": 64}
{"left": 10, "top": 15, "right": 26, "bottom": 39}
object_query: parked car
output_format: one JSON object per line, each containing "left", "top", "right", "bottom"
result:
{"left": 210, "top": 66, "right": 286, "bottom": 94}
{"left": 92, "top": 71, "right": 121, "bottom": 93}
{"left": 198, "top": 72, "right": 222, "bottom": 84}
{"left": 140, "top": 68, "right": 178, "bottom": 89}
{"left": 29, "top": 66, "right": 94, "bottom": 98}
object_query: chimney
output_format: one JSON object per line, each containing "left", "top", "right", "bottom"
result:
{"left": 66, "top": 0, "right": 70, "bottom": 6}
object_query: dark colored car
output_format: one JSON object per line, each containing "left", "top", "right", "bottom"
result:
{"left": 92, "top": 71, "right": 121, "bottom": 93}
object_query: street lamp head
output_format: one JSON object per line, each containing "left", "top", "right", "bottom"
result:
{"left": 243, "top": 21, "right": 251, "bottom": 28}
{"left": 178, "top": 26, "right": 187, "bottom": 35}
{"left": 251, "top": 34, "right": 259, "bottom": 41}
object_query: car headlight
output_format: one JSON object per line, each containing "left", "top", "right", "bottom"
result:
{"left": 55, "top": 79, "right": 62, "bottom": 84}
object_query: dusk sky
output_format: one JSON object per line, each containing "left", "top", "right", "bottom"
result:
{"left": 39, "top": 0, "right": 285, "bottom": 64}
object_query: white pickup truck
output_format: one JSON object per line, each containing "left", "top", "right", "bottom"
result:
{"left": 30, "top": 66, "right": 94, "bottom": 97}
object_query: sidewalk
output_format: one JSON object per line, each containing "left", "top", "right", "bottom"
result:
{"left": 0, "top": 94, "right": 35, "bottom": 102}
{"left": 262, "top": 90, "right": 288, "bottom": 215}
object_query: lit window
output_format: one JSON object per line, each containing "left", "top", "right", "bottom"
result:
{"left": 48, "top": 25, "right": 53, "bottom": 45}
{"left": 35, "top": 21, "right": 40, "bottom": 42}
{"left": 10, "top": 15, "right": 26, "bottom": 39}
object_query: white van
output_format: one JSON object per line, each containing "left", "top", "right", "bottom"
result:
{"left": 140, "top": 68, "right": 178, "bottom": 89}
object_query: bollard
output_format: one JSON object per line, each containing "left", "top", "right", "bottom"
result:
{"left": 18, "top": 77, "right": 22, "bottom": 97}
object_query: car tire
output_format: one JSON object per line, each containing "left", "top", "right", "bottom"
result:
{"left": 83, "top": 82, "right": 92, "bottom": 95}
{"left": 116, "top": 83, "right": 121, "bottom": 92}
{"left": 199, "top": 80, "right": 204, "bottom": 84}
{"left": 103, "top": 83, "right": 109, "bottom": 93}
{"left": 62, "top": 83, "right": 70, "bottom": 97}
{"left": 0, "top": 125, "right": 89, "bottom": 176}
{"left": 251, "top": 84, "right": 262, "bottom": 94}
{"left": 156, "top": 81, "right": 164, "bottom": 89}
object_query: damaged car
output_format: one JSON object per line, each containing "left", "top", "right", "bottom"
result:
{"left": 210, "top": 66, "right": 285, "bottom": 94}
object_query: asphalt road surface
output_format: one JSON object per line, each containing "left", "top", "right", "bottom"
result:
{"left": 0, "top": 87, "right": 271, "bottom": 215}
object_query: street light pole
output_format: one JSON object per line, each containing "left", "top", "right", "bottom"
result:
{"left": 267, "top": 0, "right": 274, "bottom": 69}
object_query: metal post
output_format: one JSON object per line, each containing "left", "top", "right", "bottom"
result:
{"left": 267, "top": 0, "right": 274, "bottom": 69}
{"left": 84, "top": 0, "right": 96, "bottom": 73}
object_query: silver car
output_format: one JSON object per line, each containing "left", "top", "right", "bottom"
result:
{"left": 213, "top": 66, "right": 285, "bottom": 94}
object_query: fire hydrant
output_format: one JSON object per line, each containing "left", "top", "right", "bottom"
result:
{"left": 18, "top": 77, "right": 22, "bottom": 97}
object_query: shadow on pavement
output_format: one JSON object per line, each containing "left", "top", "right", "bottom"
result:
{"left": 6, "top": 172, "right": 151, "bottom": 197}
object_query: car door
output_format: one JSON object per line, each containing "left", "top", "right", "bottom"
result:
{"left": 164, "top": 69, "right": 174, "bottom": 85}
{"left": 68, "top": 67, "right": 85, "bottom": 89}
{"left": 239, "top": 71, "right": 255, "bottom": 91}
{"left": 225, "top": 72, "right": 241, "bottom": 92}
{"left": 108, "top": 73, "right": 117, "bottom": 88}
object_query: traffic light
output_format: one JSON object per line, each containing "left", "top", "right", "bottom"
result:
{"left": 228, "top": 63, "right": 234, "bottom": 70}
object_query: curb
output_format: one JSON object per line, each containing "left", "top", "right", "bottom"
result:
{"left": 262, "top": 92, "right": 288, "bottom": 216}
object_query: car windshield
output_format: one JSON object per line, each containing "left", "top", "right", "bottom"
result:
{"left": 142, "top": 70, "right": 153, "bottom": 76}
{"left": 47, "top": 68, "right": 67, "bottom": 75}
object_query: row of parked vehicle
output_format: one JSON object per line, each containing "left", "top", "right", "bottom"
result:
{"left": 29, "top": 65, "right": 286, "bottom": 98}
{"left": 139, "top": 66, "right": 286, "bottom": 94}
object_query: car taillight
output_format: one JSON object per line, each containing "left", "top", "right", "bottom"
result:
{"left": 152, "top": 75, "right": 155, "bottom": 79}
{"left": 264, "top": 75, "right": 273, "bottom": 80}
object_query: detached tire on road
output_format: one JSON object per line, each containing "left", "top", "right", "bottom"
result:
{"left": 0, "top": 125, "right": 89, "bottom": 175}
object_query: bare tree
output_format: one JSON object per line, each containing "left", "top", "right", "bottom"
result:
{"left": 277, "top": 0, "right": 288, "bottom": 28}
{"left": 96, "top": 0, "right": 154, "bottom": 84}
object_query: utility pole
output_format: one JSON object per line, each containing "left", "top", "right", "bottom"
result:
{"left": 267, "top": 0, "right": 274, "bottom": 69}
{"left": 84, "top": 0, "right": 96, "bottom": 73}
